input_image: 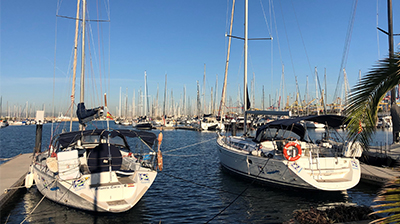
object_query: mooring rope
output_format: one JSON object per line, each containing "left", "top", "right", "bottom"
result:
{"left": 0, "top": 154, "right": 22, "bottom": 162}
{"left": 163, "top": 138, "right": 215, "bottom": 154}
{"left": 163, "top": 153, "right": 207, "bottom": 157}
{"left": 206, "top": 158, "right": 271, "bottom": 223}
{"left": 20, "top": 179, "right": 56, "bottom": 224}
{"left": 161, "top": 172, "right": 260, "bottom": 198}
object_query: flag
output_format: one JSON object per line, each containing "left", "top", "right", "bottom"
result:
{"left": 106, "top": 112, "right": 113, "bottom": 120}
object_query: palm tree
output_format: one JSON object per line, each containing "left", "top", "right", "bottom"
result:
{"left": 345, "top": 52, "right": 400, "bottom": 147}
{"left": 345, "top": 52, "right": 400, "bottom": 223}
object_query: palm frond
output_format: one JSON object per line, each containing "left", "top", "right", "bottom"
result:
{"left": 345, "top": 52, "right": 400, "bottom": 224}
{"left": 345, "top": 53, "right": 400, "bottom": 148}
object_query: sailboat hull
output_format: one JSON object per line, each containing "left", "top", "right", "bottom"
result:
{"left": 32, "top": 164, "right": 156, "bottom": 212}
{"left": 217, "top": 135, "right": 360, "bottom": 191}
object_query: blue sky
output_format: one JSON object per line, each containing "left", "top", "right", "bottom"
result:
{"left": 1, "top": 0, "right": 399, "bottom": 117}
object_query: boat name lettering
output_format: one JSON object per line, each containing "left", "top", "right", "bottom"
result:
{"left": 98, "top": 185, "right": 122, "bottom": 190}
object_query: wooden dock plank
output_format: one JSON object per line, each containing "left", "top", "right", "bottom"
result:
{"left": 0, "top": 153, "right": 32, "bottom": 209}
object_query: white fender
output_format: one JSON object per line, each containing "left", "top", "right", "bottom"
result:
{"left": 25, "top": 166, "right": 34, "bottom": 188}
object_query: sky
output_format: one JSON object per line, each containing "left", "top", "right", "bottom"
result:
{"left": 1, "top": 0, "right": 399, "bottom": 118}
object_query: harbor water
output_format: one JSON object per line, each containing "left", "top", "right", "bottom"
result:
{"left": 0, "top": 122, "right": 386, "bottom": 223}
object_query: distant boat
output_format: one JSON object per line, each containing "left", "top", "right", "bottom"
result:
{"left": 26, "top": 0, "right": 162, "bottom": 213}
{"left": 200, "top": 115, "right": 223, "bottom": 131}
{"left": 135, "top": 121, "right": 153, "bottom": 130}
{"left": 304, "top": 121, "right": 325, "bottom": 129}
{"left": 0, "top": 120, "right": 9, "bottom": 128}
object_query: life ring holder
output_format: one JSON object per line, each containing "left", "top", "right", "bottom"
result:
{"left": 283, "top": 142, "right": 302, "bottom": 161}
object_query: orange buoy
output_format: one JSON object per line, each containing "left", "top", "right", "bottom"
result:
{"left": 283, "top": 142, "right": 302, "bottom": 161}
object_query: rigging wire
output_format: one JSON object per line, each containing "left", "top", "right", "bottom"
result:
{"left": 333, "top": 0, "right": 358, "bottom": 103}
{"left": 278, "top": 1, "right": 296, "bottom": 108}
{"left": 376, "top": 0, "right": 380, "bottom": 58}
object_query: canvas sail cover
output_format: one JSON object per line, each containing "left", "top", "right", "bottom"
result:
{"left": 76, "top": 102, "right": 103, "bottom": 125}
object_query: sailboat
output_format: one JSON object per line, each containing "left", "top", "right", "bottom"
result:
{"left": 216, "top": 0, "right": 362, "bottom": 191}
{"left": 25, "top": 0, "right": 162, "bottom": 212}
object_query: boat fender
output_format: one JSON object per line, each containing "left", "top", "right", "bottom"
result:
{"left": 157, "top": 132, "right": 163, "bottom": 171}
{"left": 25, "top": 166, "right": 34, "bottom": 188}
{"left": 157, "top": 150, "right": 163, "bottom": 171}
{"left": 283, "top": 142, "right": 302, "bottom": 161}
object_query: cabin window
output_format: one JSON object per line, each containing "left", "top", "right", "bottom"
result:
{"left": 82, "top": 135, "right": 100, "bottom": 144}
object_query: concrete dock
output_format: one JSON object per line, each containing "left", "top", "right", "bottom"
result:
{"left": 0, "top": 153, "right": 32, "bottom": 210}
{"left": 360, "top": 163, "right": 400, "bottom": 186}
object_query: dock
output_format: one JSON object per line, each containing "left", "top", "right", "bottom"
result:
{"left": 360, "top": 163, "right": 400, "bottom": 186}
{"left": 0, "top": 153, "right": 32, "bottom": 210}
{"left": 368, "top": 143, "right": 400, "bottom": 161}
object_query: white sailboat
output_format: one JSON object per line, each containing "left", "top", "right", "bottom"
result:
{"left": 26, "top": 0, "right": 162, "bottom": 212}
{"left": 216, "top": 0, "right": 362, "bottom": 191}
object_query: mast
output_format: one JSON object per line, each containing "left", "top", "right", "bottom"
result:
{"left": 163, "top": 74, "right": 167, "bottom": 118}
{"left": 79, "top": 0, "right": 86, "bottom": 130}
{"left": 244, "top": 0, "right": 248, "bottom": 113}
{"left": 125, "top": 88, "right": 128, "bottom": 118}
{"left": 119, "top": 87, "right": 122, "bottom": 117}
{"left": 197, "top": 81, "right": 201, "bottom": 117}
{"left": 219, "top": 0, "right": 235, "bottom": 118}
{"left": 183, "top": 85, "right": 186, "bottom": 116}
{"left": 214, "top": 74, "right": 218, "bottom": 115}
{"left": 203, "top": 63, "right": 206, "bottom": 114}
{"left": 144, "top": 71, "right": 148, "bottom": 117}
{"left": 388, "top": 0, "right": 396, "bottom": 143}
{"left": 69, "top": 0, "right": 80, "bottom": 131}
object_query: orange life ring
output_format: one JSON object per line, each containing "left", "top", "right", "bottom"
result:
{"left": 283, "top": 142, "right": 302, "bottom": 161}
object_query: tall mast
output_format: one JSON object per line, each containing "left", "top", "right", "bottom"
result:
{"left": 197, "top": 81, "right": 201, "bottom": 117}
{"left": 79, "top": 0, "right": 86, "bottom": 130}
{"left": 219, "top": 0, "right": 235, "bottom": 119}
{"left": 163, "top": 74, "right": 167, "bottom": 117}
{"left": 144, "top": 71, "right": 148, "bottom": 117}
{"left": 244, "top": 0, "right": 248, "bottom": 113}
{"left": 243, "top": 0, "right": 249, "bottom": 133}
{"left": 203, "top": 63, "right": 206, "bottom": 114}
{"left": 388, "top": 0, "right": 396, "bottom": 142}
{"left": 119, "top": 87, "right": 122, "bottom": 117}
{"left": 69, "top": 0, "right": 80, "bottom": 131}
{"left": 80, "top": 0, "right": 86, "bottom": 104}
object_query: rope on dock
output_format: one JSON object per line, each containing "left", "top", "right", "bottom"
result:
{"left": 163, "top": 138, "right": 215, "bottom": 154}
{"left": 4, "top": 184, "right": 36, "bottom": 193}
{"left": 0, "top": 153, "right": 23, "bottom": 162}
